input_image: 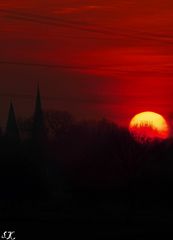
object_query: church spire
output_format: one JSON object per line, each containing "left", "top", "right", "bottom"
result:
{"left": 32, "top": 84, "right": 45, "bottom": 140}
{"left": 36, "top": 83, "right": 42, "bottom": 112}
{"left": 5, "top": 100, "right": 20, "bottom": 142}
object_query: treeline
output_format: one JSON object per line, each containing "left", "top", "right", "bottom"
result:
{"left": 0, "top": 111, "right": 173, "bottom": 224}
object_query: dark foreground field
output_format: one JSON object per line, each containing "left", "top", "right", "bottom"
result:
{"left": 1, "top": 118, "right": 173, "bottom": 239}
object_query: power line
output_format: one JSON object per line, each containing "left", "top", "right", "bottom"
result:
{"left": 0, "top": 9, "right": 116, "bottom": 36}
{"left": 0, "top": 60, "right": 104, "bottom": 70}
{"left": 1, "top": 8, "right": 173, "bottom": 44}
{"left": 0, "top": 60, "right": 173, "bottom": 74}
{"left": 0, "top": 9, "right": 89, "bottom": 26}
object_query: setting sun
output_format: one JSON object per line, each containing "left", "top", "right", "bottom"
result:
{"left": 129, "top": 111, "right": 170, "bottom": 143}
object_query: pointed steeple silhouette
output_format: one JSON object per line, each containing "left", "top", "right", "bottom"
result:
{"left": 32, "top": 84, "right": 45, "bottom": 141}
{"left": 5, "top": 100, "right": 20, "bottom": 142}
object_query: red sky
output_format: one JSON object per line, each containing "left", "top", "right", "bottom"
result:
{"left": 1, "top": 0, "right": 173, "bottom": 128}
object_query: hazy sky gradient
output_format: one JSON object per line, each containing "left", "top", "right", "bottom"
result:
{"left": 1, "top": 0, "right": 173, "bottom": 127}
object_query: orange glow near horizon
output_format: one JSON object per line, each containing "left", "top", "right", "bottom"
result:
{"left": 129, "top": 111, "right": 170, "bottom": 143}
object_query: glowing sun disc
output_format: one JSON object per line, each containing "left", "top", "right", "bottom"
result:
{"left": 129, "top": 111, "right": 169, "bottom": 142}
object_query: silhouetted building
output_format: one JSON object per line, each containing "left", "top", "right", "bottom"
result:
{"left": 32, "top": 84, "right": 45, "bottom": 141}
{"left": 5, "top": 101, "right": 20, "bottom": 142}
